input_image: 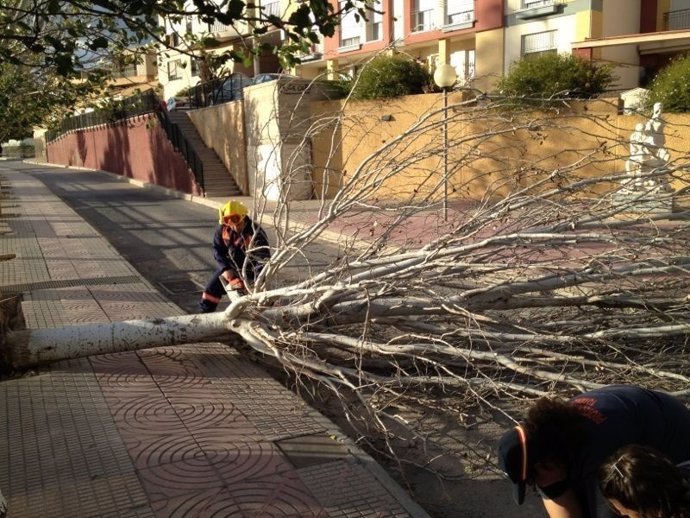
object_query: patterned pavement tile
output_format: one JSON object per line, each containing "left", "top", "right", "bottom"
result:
{"left": 0, "top": 166, "right": 427, "bottom": 518}
{"left": 136, "top": 457, "right": 225, "bottom": 502}
{"left": 121, "top": 431, "right": 205, "bottom": 470}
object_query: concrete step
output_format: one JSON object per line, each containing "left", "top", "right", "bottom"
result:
{"left": 164, "top": 112, "right": 243, "bottom": 197}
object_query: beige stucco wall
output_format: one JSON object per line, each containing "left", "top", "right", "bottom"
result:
{"left": 187, "top": 101, "right": 248, "bottom": 194}
{"left": 475, "top": 28, "right": 504, "bottom": 93}
{"left": 310, "top": 94, "right": 690, "bottom": 203}
{"left": 243, "top": 78, "right": 341, "bottom": 201}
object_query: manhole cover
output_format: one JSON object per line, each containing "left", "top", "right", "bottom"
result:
{"left": 275, "top": 433, "right": 352, "bottom": 469}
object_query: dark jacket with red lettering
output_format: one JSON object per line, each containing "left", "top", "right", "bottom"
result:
{"left": 213, "top": 217, "right": 270, "bottom": 283}
{"left": 566, "top": 385, "right": 690, "bottom": 518}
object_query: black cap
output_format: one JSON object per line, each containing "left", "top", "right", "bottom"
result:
{"left": 497, "top": 425, "right": 530, "bottom": 505}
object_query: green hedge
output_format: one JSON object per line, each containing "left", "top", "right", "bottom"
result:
{"left": 646, "top": 54, "right": 690, "bottom": 113}
{"left": 350, "top": 55, "right": 431, "bottom": 100}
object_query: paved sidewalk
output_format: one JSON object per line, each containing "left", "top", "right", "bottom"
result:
{"left": 0, "top": 162, "right": 429, "bottom": 518}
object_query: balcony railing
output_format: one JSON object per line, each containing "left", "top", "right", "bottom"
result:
{"left": 517, "top": 0, "right": 560, "bottom": 19}
{"left": 523, "top": 0, "right": 554, "bottom": 8}
{"left": 664, "top": 8, "right": 690, "bottom": 30}
{"left": 412, "top": 9, "right": 435, "bottom": 32}
{"left": 111, "top": 64, "right": 139, "bottom": 79}
{"left": 446, "top": 9, "right": 474, "bottom": 26}
{"left": 262, "top": 1, "right": 281, "bottom": 17}
{"left": 207, "top": 20, "right": 244, "bottom": 37}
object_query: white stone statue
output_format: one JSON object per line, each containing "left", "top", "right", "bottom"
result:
{"left": 623, "top": 102, "right": 671, "bottom": 189}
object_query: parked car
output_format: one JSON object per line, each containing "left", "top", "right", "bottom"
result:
{"left": 251, "top": 73, "right": 298, "bottom": 85}
{"left": 207, "top": 73, "right": 252, "bottom": 106}
{"left": 166, "top": 96, "right": 190, "bottom": 111}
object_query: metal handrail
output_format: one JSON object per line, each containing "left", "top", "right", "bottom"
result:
{"left": 155, "top": 110, "right": 205, "bottom": 193}
{"left": 46, "top": 90, "right": 160, "bottom": 141}
{"left": 44, "top": 89, "right": 205, "bottom": 194}
{"left": 188, "top": 73, "right": 251, "bottom": 109}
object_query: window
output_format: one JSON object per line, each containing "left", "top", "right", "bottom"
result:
{"left": 170, "top": 32, "right": 181, "bottom": 47}
{"left": 167, "top": 60, "right": 182, "bottom": 80}
{"left": 521, "top": 30, "right": 557, "bottom": 57}
{"left": 191, "top": 58, "right": 199, "bottom": 77}
{"left": 450, "top": 49, "right": 475, "bottom": 85}
{"left": 366, "top": 7, "right": 383, "bottom": 41}
{"left": 413, "top": 0, "right": 435, "bottom": 31}
{"left": 185, "top": 15, "right": 193, "bottom": 34}
{"left": 446, "top": 0, "right": 474, "bottom": 26}
{"left": 339, "top": 1, "right": 361, "bottom": 47}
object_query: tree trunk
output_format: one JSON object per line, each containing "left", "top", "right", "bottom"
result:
{"left": 2, "top": 312, "right": 235, "bottom": 371}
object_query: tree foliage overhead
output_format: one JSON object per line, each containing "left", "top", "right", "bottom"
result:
{"left": 498, "top": 52, "right": 615, "bottom": 101}
{"left": 0, "top": 0, "right": 377, "bottom": 135}
{"left": 0, "top": 61, "right": 98, "bottom": 142}
{"left": 646, "top": 53, "right": 690, "bottom": 113}
{"left": 0, "top": 0, "right": 374, "bottom": 75}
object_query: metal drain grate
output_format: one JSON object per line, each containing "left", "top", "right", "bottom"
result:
{"left": 1, "top": 275, "right": 144, "bottom": 293}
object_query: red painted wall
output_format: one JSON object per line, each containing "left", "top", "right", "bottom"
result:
{"left": 46, "top": 114, "right": 203, "bottom": 196}
{"left": 640, "top": 0, "right": 658, "bottom": 33}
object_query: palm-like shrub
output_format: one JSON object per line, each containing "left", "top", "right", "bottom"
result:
{"left": 498, "top": 53, "right": 614, "bottom": 101}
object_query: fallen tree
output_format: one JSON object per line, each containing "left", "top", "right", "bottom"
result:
{"left": 4, "top": 93, "right": 690, "bottom": 479}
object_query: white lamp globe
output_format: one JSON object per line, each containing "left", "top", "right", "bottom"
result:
{"left": 433, "top": 64, "right": 457, "bottom": 89}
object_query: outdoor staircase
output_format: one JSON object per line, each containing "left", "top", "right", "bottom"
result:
{"left": 167, "top": 110, "right": 242, "bottom": 198}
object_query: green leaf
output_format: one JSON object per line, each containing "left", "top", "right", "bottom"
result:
{"left": 226, "top": 0, "right": 245, "bottom": 19}
{"left": 288, "top": 5, "right": 313, "bottom": 30}
{"left": 89, "top": 36, "right": 109, "bottom": 50}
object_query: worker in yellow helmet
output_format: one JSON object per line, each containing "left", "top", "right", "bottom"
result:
{"left": 199, "top": 200, "right": 270, "bottom": 313}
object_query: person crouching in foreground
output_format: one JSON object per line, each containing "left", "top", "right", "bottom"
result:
{"left": 496, "top": 385, "right": 690, "bottom": 518}
{"left": 199, "top": 200, "right": 270, "bottom": 313}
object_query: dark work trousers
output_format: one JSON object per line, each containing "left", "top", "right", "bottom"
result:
{"left": 199, "top": 266, "right": 231, "bottom": 313}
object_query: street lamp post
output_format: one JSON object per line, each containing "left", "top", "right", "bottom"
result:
{"left": 433, "top": 64, "right": 457, "bottom": 221}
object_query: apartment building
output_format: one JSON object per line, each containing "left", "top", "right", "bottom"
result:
{"left": 296, "top": 0, "right": 503, "bottom": 93}
{"left": 295, "top": 0, "right": 690, "bottom": 94}
{"left": 158, "top": 0, "right": 283, "bottom": 100}
{"left": 571, "top": 0, "right": 690, "bottom": 90}
{"left": 157, "top": 0, "right": 690, "bottom": 100}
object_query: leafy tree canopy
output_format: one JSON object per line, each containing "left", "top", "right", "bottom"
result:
{"left": 0, "top": 60, "right": 100, "bottom": 142}
{"left": 0, "top": 0, "right": 375, "bottom": 132}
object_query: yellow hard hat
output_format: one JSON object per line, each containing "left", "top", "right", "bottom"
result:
{"left": 218, "top": 200, "right": 248, "bottom": 224}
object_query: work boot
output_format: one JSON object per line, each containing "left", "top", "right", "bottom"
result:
{"left": 198, "top": 300, "right": 217, "bottom": 313}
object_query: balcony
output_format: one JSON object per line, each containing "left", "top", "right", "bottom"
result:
{"left": 664, "top": 9, "right": 690, "bottom": 31}
{"left": 516, "top": 0, "right": 561, "bottom": 19}
{"left": 207, "top": 19, "right": 245, "bottom": 38}
{"left": 444, "top": 9, "right": 474, "bottom": 31}
{"left": 412, "top": 9, "right": 435, "bottom": 32}
{"left": 299, "top": 42, "right": 323, "bottom": 62}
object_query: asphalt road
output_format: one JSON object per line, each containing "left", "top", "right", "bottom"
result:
{"left": 21, "top": 163, "right": 223, "bottom": 314}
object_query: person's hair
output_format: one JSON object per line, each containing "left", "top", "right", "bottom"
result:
{"left": 599, "top": 444, "right": 690, "bottom": 518}
{"left": 522, "top": 397, "right": 587, "bottom": 467}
